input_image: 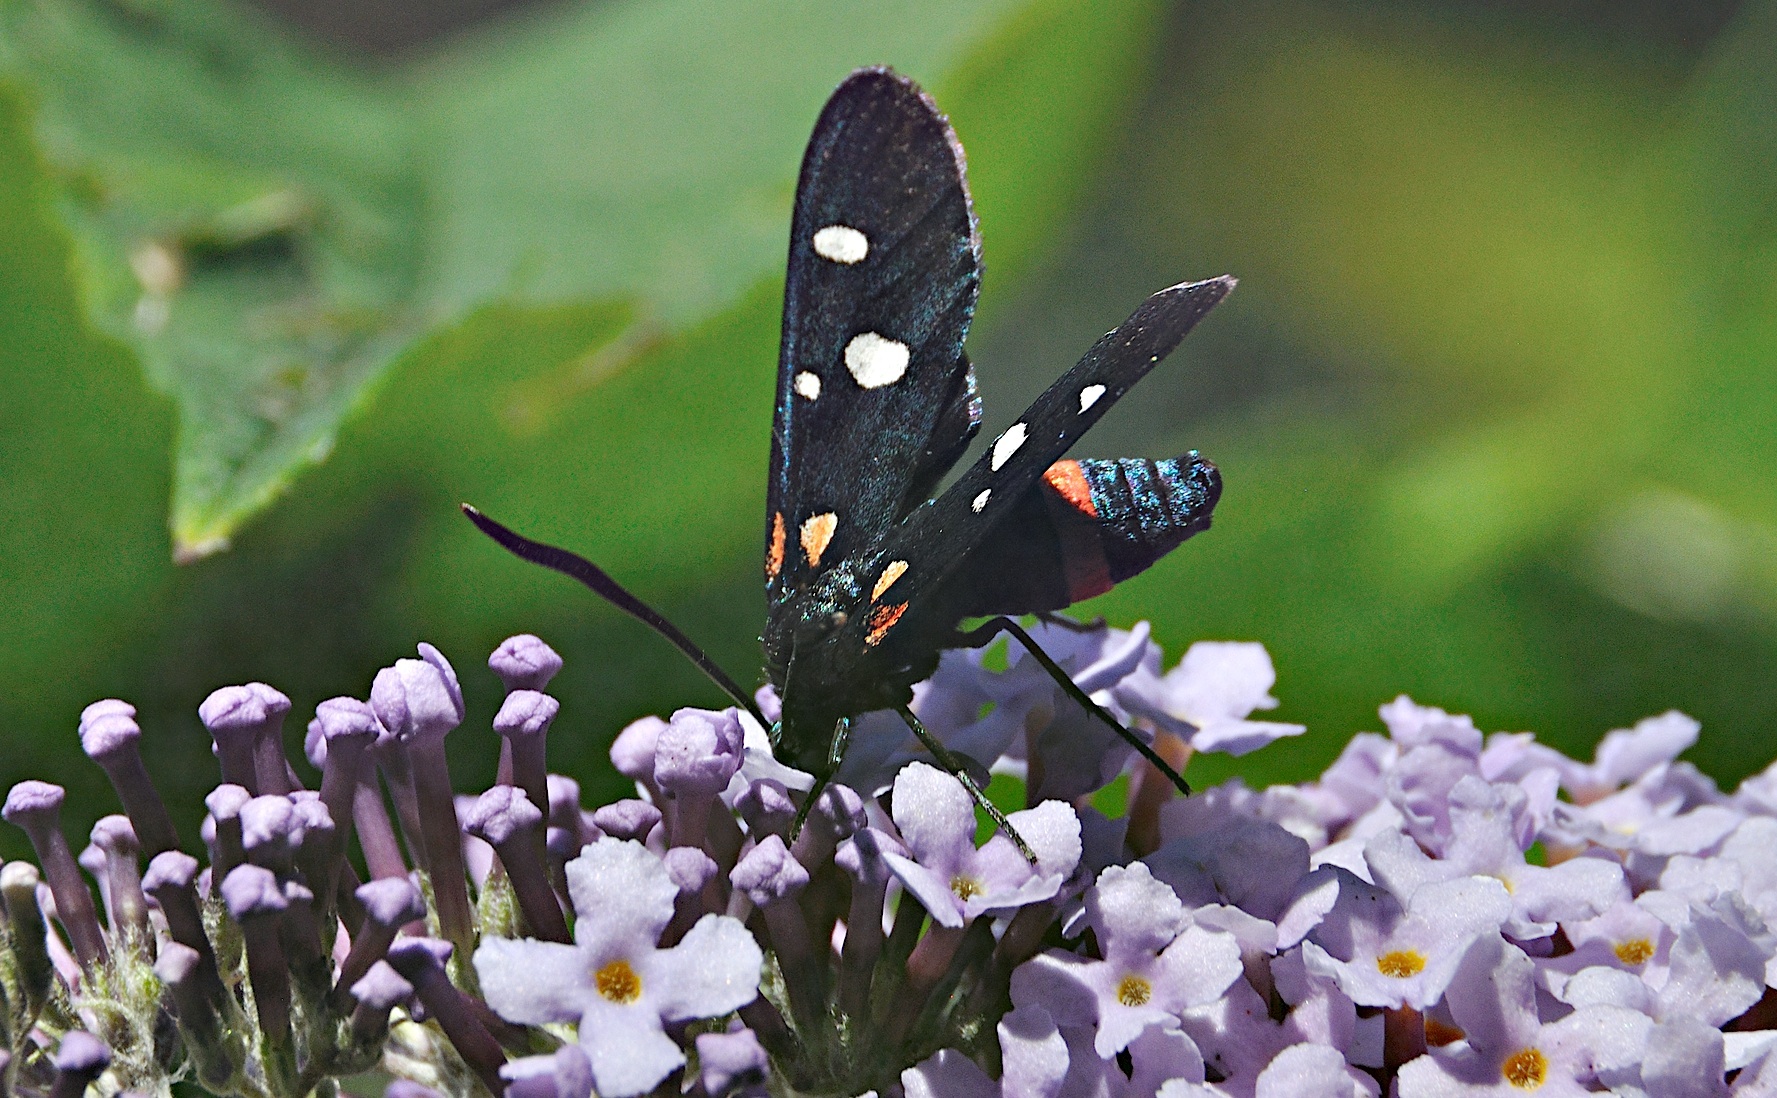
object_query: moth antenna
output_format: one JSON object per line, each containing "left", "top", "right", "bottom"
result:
{"left": 462, "top": 504, "right": 768, "bottom": 729}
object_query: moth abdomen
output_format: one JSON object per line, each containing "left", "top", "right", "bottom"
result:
{"left": 1071, "top": 454, "right": 1221, "bottom": 586}
{"left": 939, "top": 452, "right": 1221, "bottom": 619}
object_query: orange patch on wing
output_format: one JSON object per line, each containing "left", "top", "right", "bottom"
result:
{"left": 872, "top": 559, "right": 908, "bottom": 601}
{"left": 1042, "top": 460, "right": 1098, "bottom": 517}
{"left": 865, "top": 602, "right": 907, "bottom": 647}
{"left": 766, "top": 512, "right": 786, "bottom": 580}
{"left": 800, "top": 512, "right": 838, "bottom": 567}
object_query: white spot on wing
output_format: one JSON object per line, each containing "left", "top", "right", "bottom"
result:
{"left": 990, "top": 423, "right": 1027, "bottom": 471}
{"left": 794, "top": 371, "right": 821, "bottom": 401}
{"left": 1078, "top": 384, "right": 1106, "bottom": 413}
{"left": 813, "top": 225, "right": 869, "bottom": 264}
{"left": 971, "top": 489, "right": 991, "bottom": 513}
{"left": 845, "top": 333, "right": 910, "bottom": 389}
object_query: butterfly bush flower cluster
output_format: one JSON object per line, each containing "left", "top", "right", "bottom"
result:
{"left": 4, "top": 624, "right": 1777, "bottom": 1098}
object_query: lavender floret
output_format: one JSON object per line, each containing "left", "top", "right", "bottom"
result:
{"left": 489, "top": 634, "right": 564, "bottom": 693}
{"left": 591, "top": 798, "right": 661, "bottom": 843}
{"left": 0, "top": 625, "right": 1768, "bottom": 1098}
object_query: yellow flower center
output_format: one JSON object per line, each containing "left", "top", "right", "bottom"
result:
{"left": 950, "top": 876, "right": 982, "bottom": 900}
{"left": 1376, "top": 950, "right": 1427, "bottom": 978}
{"left": 1502, "top": 1047, "right": 1548, "bottom": 1089}
{"left": 595, "top": 959, "right": 642, "bottom": 1004}
{"left": 1613, "top": 938, "right": 1655, "bottom": 965}
{"left": 1116, "top": 975, "right": 1152, "bottom": 1007}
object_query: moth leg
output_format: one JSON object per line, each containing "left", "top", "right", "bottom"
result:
{"left": 1036, "top": 611, "right": 1107, "bottom": 634}
{"left": 789, "top": 775, "right": 829, "bottom": 843}
{"left": 956, "top": 616, "right": 1191, "bottom": 797}
{"left": 788, "top": 718, "right": 850, "bottom": 842}
{"left": 897, "top": 705, "right": 1038, "bottom": 866}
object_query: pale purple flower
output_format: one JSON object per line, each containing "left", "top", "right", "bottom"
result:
{"left": 1541, "top": 897, "right": 1675, "bottom": 990}
{"left": 882, "top": 762, "right": 1081, "bottom": 928}
{"left": 1115, "top": 640, "right": 1306, "bottom": 757}
{"left": 370, "top": 656, "right": 463, "bottom": 743}
{"left": 1156, "top": 1083, "right": 1223, "bottom": 1098}
{"left": 1123, "top": 1024, "right": 1210, "bottom": 1098}
{"left": 902, "top": 1044, "right": 1002, "bottom": 1094}
{"left": 1733, "top": 1043, "right": 1777, "bottom": 1094}
{"left": 1254, "top": 1043, "right": 1378, "bottom": 1098}
{"left": 901, "top": 1004, "right": 1128, "bottom": 1098}
{"left": 1174, "top": 976, "right": 1290, "bottom": 1092}
{"left": 1012, "top": 1006, "right": 1115, "bottom": 1098}
{"left": 654, "top": 708, "right": 744, "bottom": 797}
{"left": 1565, "top": 711, "right": 1702, "bottom": 803}
{"left": 1550, "top": 760, "right": 1728, "bottom": 857}
{"left": 1147, "top": 813, "right": 1311, "bottom": 922}
{"left": 1363, "top": 778, "right": 1626, "bottom": 938}
{"left": 1642, "top": 1018, "right": 1731, "bottom": 1098}
{"left": 499, "top": 1044, "right": 593, "bottom": 1098}
{"left": 1387, "top": 746, "right": 1483, "bottom": 857}
{"left": 474, "top": 838, "right": 762, "bottom": 1097}
{"left": 1270, "top": 947, "right": 1366, "bottom": 1055}
{"left": 488, "top": 634, "right": 563, "bottom": 694}
{"left": 1301, "top": 874, "right": 1510, "bottom": 1010}
{"left": 21, "top": 608, "right": 1777, "bottom": 1098}
{"left": 1718, "top": 816, "right": 1777, "bottom": 926}
{"left": 839, "top": 624, "right": 1155, "bottom": 800}
{"left": 1394, "top": 935, "right": 1654, "bottom": 1098}
{"left": 1313, "top": 733, "right": 1397, "bottom": 831}
{"left": 1378, "top": 697, "right": 1485, "bottom": 753}
{"left": 1018, "top": 624, "right": 1170, "bottom": 801}
{"left": 695, "top": 1024, "right": 768, "bottom": 1098}
{"left": 901, "top": 1048, "right": 999, "bottom": 1098}
{"left": 1653, "top": 902, "right": 1770, "bottom": 1027}
{"left": 609, "top": 716, "right": 666, "bottom": 786}
{"left": 1733, "top": 760, "right": 1777, "bottom": 819}
{"left": 1011, "top": 862, "right": 1242, "bottom": 1057}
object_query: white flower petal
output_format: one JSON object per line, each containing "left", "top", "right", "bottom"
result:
{"left": 567, "top": 838, "right": 678, "bottom": 954}
{"left": 474, "top": 938, "right": 590, "bottom": 1025}
{"left": 575, "top": 1001, "right": 686, "bottom": 1098}
{"left": 641, "top": 914, "right": 763, "bottom": 1021}
{"left": 1256, "top": 1043, "right": 1378, "bottom": 1098}
{"left": 901, "top": 1048, "right": 997, "bottom": 1098}
{"left": 1165, "top": 641, "right": 1283, "bottom": 722}
{"left": 892, "top": 762, "right": 979, "bottom": 874}
{"left": 1004, "top": 800, "right": 1084, "bottom": 880}
{"left": 998, "top": 1005, "right": 1070, "bottom": 1098}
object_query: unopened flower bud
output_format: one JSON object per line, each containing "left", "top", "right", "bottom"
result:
{"left": 489, "top": 634, "right": 563, "bottom": 693}
{"left": 4, "top": 781, "right": 106, "bottom": 968}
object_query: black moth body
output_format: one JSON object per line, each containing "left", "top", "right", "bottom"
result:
{"left": 466, "top": 66, "right": 1232, "bottom": 813}
{"left": 760, "top": 67, "right": 1229, "bottom": 776}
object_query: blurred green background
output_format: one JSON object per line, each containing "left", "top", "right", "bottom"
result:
{"left": 2, "top": 0, "right": 1773, "bottom": 852}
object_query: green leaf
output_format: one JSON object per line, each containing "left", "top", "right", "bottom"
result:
{"left": 0, "top": 80, "right": 178, "bottom": 791}
{"left": 0, "top": 0, "right": 1082, "bottom": 558}
{"left": 0, "top": 0, "right": 419, "bottom": 558}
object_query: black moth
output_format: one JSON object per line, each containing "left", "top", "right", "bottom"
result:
{"left": 466, "top": 67, "right": 1232, "bottom": 856}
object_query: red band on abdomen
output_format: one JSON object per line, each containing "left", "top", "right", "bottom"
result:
{"left": 1042, "top": 460, "right": 1099, "bottom": 518}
